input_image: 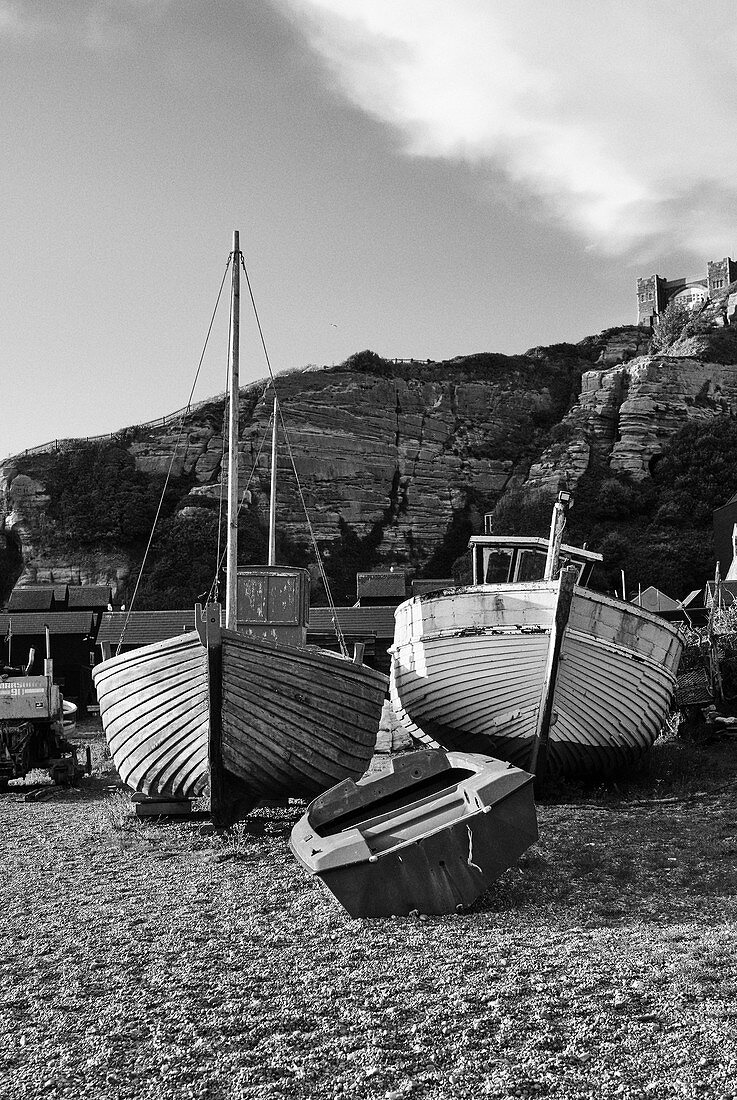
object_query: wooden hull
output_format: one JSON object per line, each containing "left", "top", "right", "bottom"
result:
{"left": 390, "top": 584, "right": 684, "bottom": 778}
{"left": 220, "top": 629, "right": 388, "bottom": 801}
{"left": 92, "top": 632, "right": 210, "bottom": 798}
{"left": 290, "top": 748, "right": 538, "bottom": 917}
{"left": 92, "top": 629, "right": 388, "bottom": 803}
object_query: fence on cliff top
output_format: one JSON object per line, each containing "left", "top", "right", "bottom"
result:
{"left": 1, "top": 358, "right": 424, "bottom": 467}
{"left": 0, "top": 392, "right": 229, "bottom": 467}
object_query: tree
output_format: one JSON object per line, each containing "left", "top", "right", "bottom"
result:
{"left": 651, "top": 299, "right": 692, "bottom": 352}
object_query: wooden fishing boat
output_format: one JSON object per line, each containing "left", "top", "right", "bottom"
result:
{"left": 290, "top": 748, "right": 538, "bottom": 917}
{"left": 390, "top": 495, "right": 684, "bottom": 780}
{"left": 92, "top": 233, "right": 387, "bottom": 824}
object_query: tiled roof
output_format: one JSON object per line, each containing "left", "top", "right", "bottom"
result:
{"left": 97, "top": 610, "right": 199, "bottom": 646}
{"left": 7, "top": 587, "right": 55, "bottom": 611}
{"left": 308, "top": 606, "right": 397, "bottom": 638}
{"left": 356, "top": 573, "right": 407, "bottom": 599}
{"left": 0, "top": 612, "right": 95, "bottom": 636}
{"left": 97, "top": 605, "right": 400, "bottom": 648}
{"left": 67, "top": 586, "right": 112, "bottom": 609}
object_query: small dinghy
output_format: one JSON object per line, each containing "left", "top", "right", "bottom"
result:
{"left": 290, "top": 748, "right": 538, "bottom": 917}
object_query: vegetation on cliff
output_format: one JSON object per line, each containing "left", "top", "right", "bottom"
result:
{"left": 4, "top": 322, "right": 737, "bottom": 607}
{"left": 493, "top": 417, "right": 737, "bottom": 597}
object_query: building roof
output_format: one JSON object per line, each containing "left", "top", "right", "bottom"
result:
{"left": 635, "top": 586, "right": 680, "bottom": 613}
{"left": 356, "top": 572, "right": 407, "bottom": 600}
{"left": 7, "top": 587, "right": 55, "bottom": 612}
{"left": 97, "top": 605, "right": 400, "bottom": 647}
{"left": 308, "top": 606, "right": 398, "bottom": 638}
{"left": 705, "top": 581, "right": 737, "bottom": 608}
{"left": 97, "top": 610, "right": 198, "bottom": 647}
{"left": 67, "top": 585, "right": 112, "bottom": 609}
{"left": 53, "top": 585, "right": 69, "bottom": 603}
{"left": 0, "top": 612, "right": 96, "bottom": 636}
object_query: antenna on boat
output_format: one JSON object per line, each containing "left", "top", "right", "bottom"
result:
{"left": 225, "top": 230, "right": 241, "bottom": 631}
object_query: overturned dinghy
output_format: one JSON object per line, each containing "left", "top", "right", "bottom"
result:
{"left": 290, "top": 749, "right": 538, "bottom": 917}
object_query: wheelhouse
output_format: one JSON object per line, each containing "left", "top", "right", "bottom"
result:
{"left": 469, "top": 536, "right": 602, "bottom": 587}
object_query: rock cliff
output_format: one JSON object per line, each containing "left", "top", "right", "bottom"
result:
{"left": 3, "top": 305, "right": 737, "bottom": 603}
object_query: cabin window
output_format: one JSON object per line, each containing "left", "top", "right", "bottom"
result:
{"left": 481, "top": 548, "right": 513, "bottom": 584}
{"left": 514, "top": 550, "right": 548, "bottom": 582}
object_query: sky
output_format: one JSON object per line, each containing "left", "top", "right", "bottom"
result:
{"left": 3, "top": 0, "right": 737, "bottom": 460}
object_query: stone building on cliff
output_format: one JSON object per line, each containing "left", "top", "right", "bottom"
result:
{"left": 637, "top": 256, "right": 737, "bottom": 327}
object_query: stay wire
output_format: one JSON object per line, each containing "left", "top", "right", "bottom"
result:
{"left": 114, "top": 254, "right": 233, "bottom": 656}
{"left": 239, "top": 254, "right": 349, "bottom": 658}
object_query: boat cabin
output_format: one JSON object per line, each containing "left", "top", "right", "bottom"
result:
{"left": 469, "top": 536, "right": 603, "bottom": 587}
{"left": 235, "top": 566, "right": 310, "bottom": 647}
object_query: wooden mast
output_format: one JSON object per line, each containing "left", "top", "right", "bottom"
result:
{"left": 211, "top": 230, "right": 240, "bottom": 828}
{"left": 225, "top": 230, "right": 240, "bottom": 631}
{"left": 268, "top": 395, "right": 277, "bottom": 566}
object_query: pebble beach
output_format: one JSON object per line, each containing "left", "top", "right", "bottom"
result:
{"left": 1, "top": 723, "right": 737, "bottom": 1100}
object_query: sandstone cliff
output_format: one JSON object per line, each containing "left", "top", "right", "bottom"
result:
{"left": 2, "top": 307, "right": 737, "bottom": 604}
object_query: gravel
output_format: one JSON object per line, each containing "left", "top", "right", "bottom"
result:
{"left": 1, "top": 724, "right": 736, "bottom": 1100}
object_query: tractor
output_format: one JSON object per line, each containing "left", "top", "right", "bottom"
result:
{"left": 0, "top": 640, "right": 85, "bottom": 791}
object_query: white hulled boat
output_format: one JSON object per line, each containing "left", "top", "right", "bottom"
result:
{"left": 390, "top": 495, "right": 683, "bottom": 779}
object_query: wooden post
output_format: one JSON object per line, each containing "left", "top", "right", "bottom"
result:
{"left": 225, "top": 230, "right": 240, "bottom": 632}
{"left": 528, "top": 567, "right": 577, "bottom": 785}
{"left": 544, "top": 491, "right": 572, "bottom": 581}
{"left": 268, "top": 394, "right": 277, "bottom": 567}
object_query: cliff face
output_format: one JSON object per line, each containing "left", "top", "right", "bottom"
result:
{"left": 0, "top": 347, "right": 591, "bottom": 598}
{"left": 2, "top": 312, "right": 737, "bottom": 602}
{"left": 524, "top": 351, "right": 737, "bottom": 500}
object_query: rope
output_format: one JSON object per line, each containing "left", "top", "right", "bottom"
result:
{"left": 239, "top": 254, "right": 349, "bottom": 658}
{"left": 114, "top": 254, "right": 232, "bottom": 655}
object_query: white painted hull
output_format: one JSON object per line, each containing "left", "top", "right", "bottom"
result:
{"left": 390, "top": 583, "right": 683, "bottom": 777}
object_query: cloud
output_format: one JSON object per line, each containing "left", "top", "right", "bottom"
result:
{"left": 279, "top": 0, "right": 737, "bottom": 257}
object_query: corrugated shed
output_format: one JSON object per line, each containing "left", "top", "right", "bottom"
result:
{"left": 67, "top": 586, "right": 112, "bottom": 609}
{"left": 0, "top": 612, "right": 95, "bottom": 635}
{"left": 7, "top": 588, "right": 55, "bottom": 612}
{"left": 97, "top": 610, "right": 198, "bottom": 647}
{"left": 356, "top": 573, "right": 407, "bottom": 600}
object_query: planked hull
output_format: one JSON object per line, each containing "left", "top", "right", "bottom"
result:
{"left": 92, "top": 632, "right": 210, "bottom": 798}
{"left": 93, "top": 629, "right": 388, "bottom": 803}
{"left": 221, "top": 629, "right": 388, "bottom": 800}
{"left": 390, "top": 584, "right": 684, "bottom": 778}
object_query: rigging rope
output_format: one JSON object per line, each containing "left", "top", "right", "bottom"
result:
{"left": 114, "top": 254, "right": 232, "bottom": 655}
{"left": 239, "top": 254, "right": 349, "bottom": 659}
